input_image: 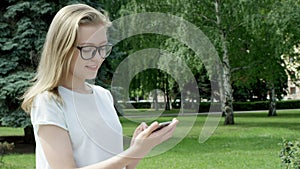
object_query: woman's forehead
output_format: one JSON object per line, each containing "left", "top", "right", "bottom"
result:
{"left": 77, "top": 24, "right": 107, "bottom": 45}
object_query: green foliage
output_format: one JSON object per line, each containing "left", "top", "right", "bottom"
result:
{"left": 233, "top": 101, "right": 269, "bottom": 111}
{"left": 280, "top": 140, "right": 300, "bottom": 169}
{"left": 116, "top": 0, "right": 300, "bottom": 116}
{"left": 0, "top": 0, "right": 125, "bottom": 128}
{"left": 0, "top": 71, "right": 34, "bottom": 127}
{"left": 2, "top": 0, "right": 54, "bottom": 66}
{"left": 128, "top": 102, "right": 151, "bottom": 109}
{"left": 234, "top": 100, "right": 300, "bottom": 111}
{"left": 118, "top": 0, "right": 212, "bottom": 109}
{"left": 241, "top": 0, "right": 300, "bottom": 92}
{"left": 1, "top": 0, "right": 299, "bottom": 128}
{"left": 277, "top": 100, "right": 300, "bottom": 109}
{"left": 0, "top": 0, "right": 55, "bottom": 128}
{"left": 0, "top": 58, "right": 18, "bottom": 76}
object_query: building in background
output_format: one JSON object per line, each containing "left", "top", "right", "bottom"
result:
{"left": 285, "top": 77, "right": 300, "bottom": 100}
{"left": 282, "top": 46, "right": 300, "bottom": 100}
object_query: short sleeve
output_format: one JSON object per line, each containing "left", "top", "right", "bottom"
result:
{"left": 106, "top": 90, "right": 114, "bottom": 104}
{"left": 31, "top": 92, "right": 68, "bottom": 132}
{"left": 92, "top": 85, "right": 114, "bottom": 104}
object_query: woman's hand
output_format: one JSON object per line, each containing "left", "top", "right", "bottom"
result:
{"left": 37, "top": 119, "right": 178, "bottom": 169}
{"left": 126, "top": 122, "right": 148, "bottom": 169}
{"left": 130, "top": 122, "right": 148, "bottom": 147}
{"left": 129, "top": 118, "right": 179, "bottom": 158}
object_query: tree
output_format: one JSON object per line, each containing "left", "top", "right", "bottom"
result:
{"left": 117, "top": 0, "right": 212, "bottom": 112}
{"left": 117, "top": 0, "right": 178, "bottom": 110}
{"left": 180, "top": 0, "right": 247, "bottom": 124}
{"left": 179, "top": 0, "right": 298, "bottom": 120}
{"left": 241, "top": 0, "right": 300, "bottom": 116}
{"left": 0, "top": 0, "right": 55, "bottom": 142}
{"left": 0, "top": 0, "right": 120, "bottom": 141}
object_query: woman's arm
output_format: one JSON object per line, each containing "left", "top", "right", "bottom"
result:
{"left": 38, "top": 119, "right": 179, "bottom": 169}
{"left": 126, "top": 122, "right": 148, "bottom": 169}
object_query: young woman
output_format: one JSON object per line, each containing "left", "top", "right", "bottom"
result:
{"left": 21, "top": 4, "right": 178, "bottom": 169}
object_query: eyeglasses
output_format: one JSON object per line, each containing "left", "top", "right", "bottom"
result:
{"left": 76, "top": 43, "right": 113, "bottom": 60}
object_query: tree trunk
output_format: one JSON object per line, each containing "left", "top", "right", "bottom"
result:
{"left": 268, "top": 84, "right": 277, "bottom": 116}
{"left": 218, "top": 72, "right": 226, "bottom": 117}
{"left": 215, "top": 0, "right": 234, "bottom": 124}
{"left": 23, "top": 125, "right": 35, "bottom": 144}
{"left": 165, "top": 75, "right": 170, "bottom": 111}
{"left": 152, "top": 89, "right": 159, "bottom": 111}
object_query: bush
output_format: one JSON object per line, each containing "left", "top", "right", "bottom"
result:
{"left": 277, "top": 100, "right": 300, "bottom": 109}
{"left": 233, "top": 100, "right": 300, "bottom": 111}
{"left": 130, "top": 102, "right": 151, "bottom": 109}
{"left": 199, "top": 102, "right": 213, "bottom": 112}
{"left": 233, "top": 101, "right": 269, "bottom": 111}
{"left": 280, "top": 139, "right": 300, "bottom": 169}
{"left": 120, "top": 100, "right": 300, "bottom": 112}
{"left": 119, "top": 102, "right": 152, "bottom": 109}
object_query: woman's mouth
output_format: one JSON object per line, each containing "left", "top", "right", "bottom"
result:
{"left": 85, "top": 65, "right": 98, "bottom": 71}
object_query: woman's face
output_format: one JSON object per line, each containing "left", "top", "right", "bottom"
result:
{"left": 69, "top": 23, "right": 108, "bottom": 82}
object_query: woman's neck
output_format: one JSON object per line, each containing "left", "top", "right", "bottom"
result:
{"left": 60, "top": 77, "right": 92, "bottom": 94}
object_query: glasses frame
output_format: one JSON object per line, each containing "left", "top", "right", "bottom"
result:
{"left": 76, "top": 43, "right": 113, "bottom": 60}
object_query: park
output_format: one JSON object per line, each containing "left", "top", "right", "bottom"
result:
{"left": 1, "top": 0, "right": 300, "bottom": 169}
{"left": 1, "top": 109, "right": 300, "bottom": 168}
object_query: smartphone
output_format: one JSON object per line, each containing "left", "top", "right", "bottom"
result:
{"left": 152, "top": 121, "right": 172, "bottom": 132}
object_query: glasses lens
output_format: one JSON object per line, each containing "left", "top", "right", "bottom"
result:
{"left": 81, "top": 46, "right": 96, "bottom": 60}
{"left": 99, "top": 45, "right": 112, "bottom": 58}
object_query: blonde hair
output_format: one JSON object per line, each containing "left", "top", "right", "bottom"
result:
{"left": 21, "top": 4, "right": 111, "bottom": 113}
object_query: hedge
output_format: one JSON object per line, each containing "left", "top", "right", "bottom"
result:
{"left": 234, "top": 100, "right": 300, "bottom": 111}
{"left": 120, "top": 100, "right": 300, "bottom": 112}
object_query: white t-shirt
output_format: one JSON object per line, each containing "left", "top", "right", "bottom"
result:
{"left": 31, "top": 84, "right": 123, "bottom": 168}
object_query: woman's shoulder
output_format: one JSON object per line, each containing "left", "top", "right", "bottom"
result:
{"left": 34, "top": 91, "right": 50, "bottom": 101}
{"left": 34, "top": 90, "right": 62, "bottom": 108}
{"left": 89, "top": 84, "right": 110, "bottom": 94}
{"left": 89, "top": 84, "right": 114, "bottom": 101}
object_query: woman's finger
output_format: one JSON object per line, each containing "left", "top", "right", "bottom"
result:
{"left": 132, "top": 122, "right": 146, "bottom": 139}
{"left": 142, "top": 121, "right": 159, "bottom": 137}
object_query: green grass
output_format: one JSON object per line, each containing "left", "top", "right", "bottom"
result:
{"left": 0, "top": 154, "right": 35, "bottom": 169}
{"left": 0, "top": 127, "right": 34, "bottom": 169}
{"left": 0, "top": 127, "right": 24, "bottom": 136}
{"left": 1, "top": 109, "right": 300, "bottom": 169}
{"left": 121, "top": 109, "right": 300, "bottom": 169}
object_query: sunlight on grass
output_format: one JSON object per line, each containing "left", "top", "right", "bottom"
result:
{"left": 0, "top": 127, "right": 24, "bottom": 136}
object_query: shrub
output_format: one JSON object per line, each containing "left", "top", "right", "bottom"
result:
{"left": 119, "top": 100, "right": 300, "bottom": 112}
{"left": 233, "top": 100, "right": 300, "bottom": 111}
{"left": 233, "top": 101, "right": 269, "bottom": 111}
{"left": 280, "top": 139, "right": 300, "bottom": 169}
{"left": 130, "top": 102, "right": 151, "bottom": 109}
{"left": 277, "top": 100, "right": 300, "bottom": 110}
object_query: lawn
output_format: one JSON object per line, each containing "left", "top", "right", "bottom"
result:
{"left": 1, "top": 109, "right": 300, "bottom": 169}
{"left": 0, "top": 127, "right": 24, "bottom": 137}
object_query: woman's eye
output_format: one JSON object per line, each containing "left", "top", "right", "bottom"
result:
{"left": 82, "top": 47, "right": 94, "bottom": 53}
